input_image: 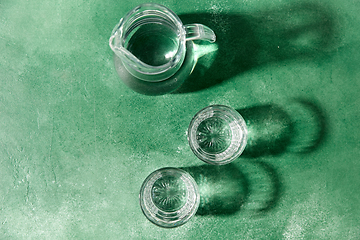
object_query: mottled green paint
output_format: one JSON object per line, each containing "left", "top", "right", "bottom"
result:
{"left": 1, "top": 0, "right": 359, "bottom": 239}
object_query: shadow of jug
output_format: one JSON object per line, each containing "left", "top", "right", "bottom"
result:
{"left": 175, "top": 2, "right": 339, "bottom": 93}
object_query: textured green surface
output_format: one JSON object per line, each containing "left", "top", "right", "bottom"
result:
{"left": 1, "top": 0, "right": 359, "bottom": 239}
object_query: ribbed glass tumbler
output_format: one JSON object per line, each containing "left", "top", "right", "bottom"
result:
{"left": 139, "top": 167, "right": 200, "bottom": 228}
{"left": 188, "top": 105, "right": 248, "bottom": 165}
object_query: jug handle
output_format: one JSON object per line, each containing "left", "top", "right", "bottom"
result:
{"left": 185, "top": 24, "right": 216, "bottom": 43}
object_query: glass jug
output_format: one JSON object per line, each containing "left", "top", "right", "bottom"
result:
{"left": 109, "top": 3, "right": 216, "bottom": 95}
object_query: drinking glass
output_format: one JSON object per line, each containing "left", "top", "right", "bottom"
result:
{"left": 188, "top": 105, "right": 247, "bottom": 165}
{"left": 139, "top": 167, "right": 200, "bottom": 228}
{"left": 109, "top": 3, "right": 216, "bottom": 95}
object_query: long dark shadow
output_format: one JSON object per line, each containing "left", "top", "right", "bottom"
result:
{"left": 181, "top": 160, "right": 283, "bottom": 216}
{"left": 238, "top": 104, "right": 294, "bottom": 158}
{"left": 181, "top": 163, "right": 250, "bottom": 216}
{"left": 247, "top": 160, "right": 282, "bottom": 214}
{"left": 285, "top": 98, "right": 328, "bottom": 154}
{"left": 174, "top": 2, "right": 339, "bottom": 93}
{"left": 237, "top": 98, "right": 328, "bottom": 157}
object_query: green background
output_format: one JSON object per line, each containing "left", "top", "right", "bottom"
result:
{"left": 1, "top": 0, "right": 359, "bottom": 239}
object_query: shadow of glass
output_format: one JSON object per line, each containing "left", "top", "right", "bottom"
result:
{"left": 174, "top": 2, "right": 339, "bottom": 93}
{"left": 241, "top": 160, "right": 282, "bottom": 215}
{"left": 181, "top": 163, "right": 250, "bottom": 215}
{"left": 238, "top": 104, "right": 294, "bottom": 158}
{"left": 284, "top": 98, "right": 328, "bottom": 154}
{"left": 181, "top": 160, "right": 282, "bottom": 216}
{"left": 236, "top": 98, "right": 327, "bottom": 157}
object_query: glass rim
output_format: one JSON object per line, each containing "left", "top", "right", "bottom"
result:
{"left": 188, "top": 105, "right": 248, "bottom": 165}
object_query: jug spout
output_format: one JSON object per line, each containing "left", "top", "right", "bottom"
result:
{"left": 109, "top": 26, "right": 167, "bottom": 81}
{"left": 109, "top": 18, "right": 143, "bottom": 66}
{"left": 109, "top": 35, "right": 124, "bottom": 57}
{"left": 109, "top": 19, "right": 123, "bottom": 52}
{"left": 109, "top": 21, "right": 129, "bottom": 61}
{"left": 109, "top": 36, "right": 128, "bottom": 59}
{"left": 109, "top": 34, "right": 137, "bottom": 70}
